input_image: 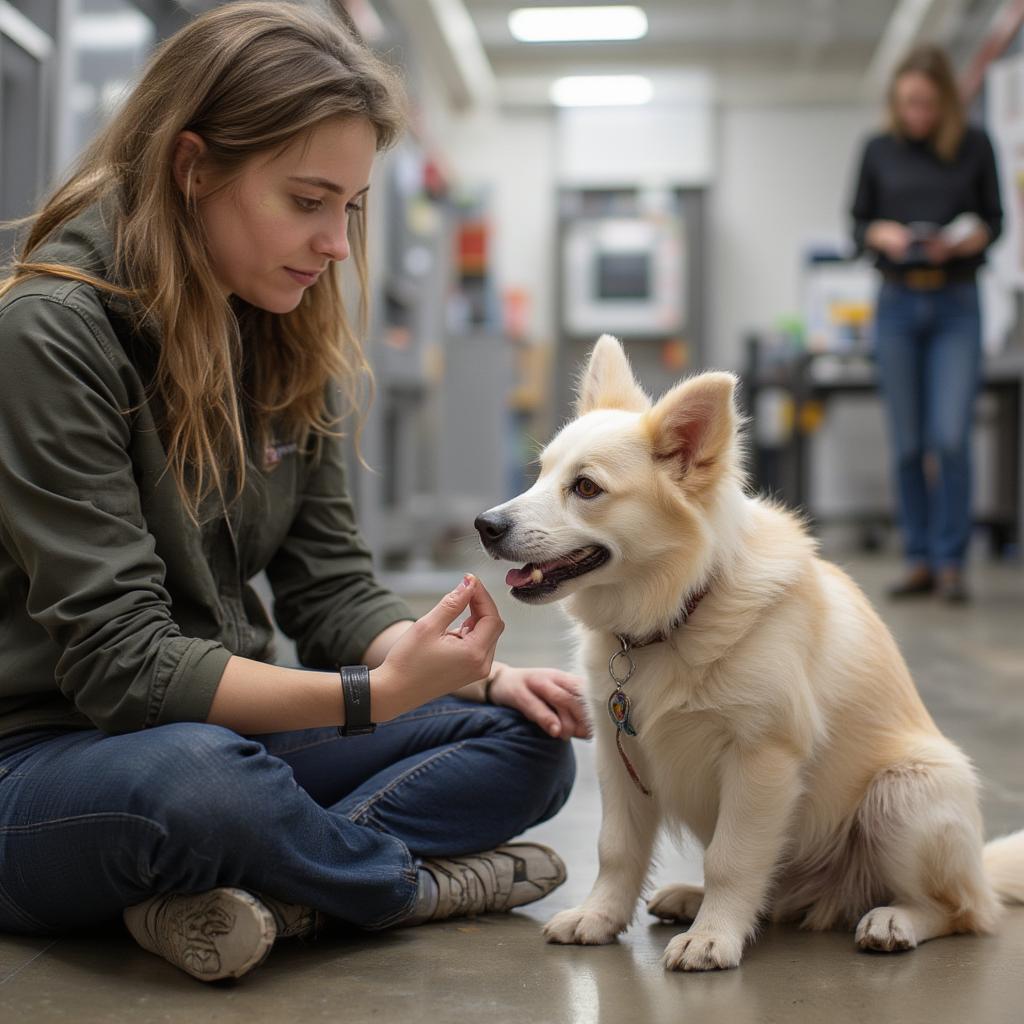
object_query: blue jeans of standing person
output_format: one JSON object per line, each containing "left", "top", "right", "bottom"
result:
{"left": 873, "top": 279, "right": 983, "bottom": 570}
{"left": 0, "top": 697, "right": 576, "bottom": 936}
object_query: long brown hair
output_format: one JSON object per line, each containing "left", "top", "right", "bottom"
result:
{"left": 0, "top": 1, "right": 406, "bottom": 520}
{"left": 887, "top": 43, "right": 965, "bottom": 161}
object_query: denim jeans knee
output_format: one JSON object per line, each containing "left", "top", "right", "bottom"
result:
{"left": 490, "top": 707, "right": 578, "bottom": 827}
{"left": 544, "top": 735, "right": 577, "bottom": 823}
{"left": 110, "top": 722, "right": 306, "bottom": 893}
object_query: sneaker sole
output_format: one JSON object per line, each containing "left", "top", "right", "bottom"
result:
{"left": 126, "top": 887, "right": 276, "bottom": 982}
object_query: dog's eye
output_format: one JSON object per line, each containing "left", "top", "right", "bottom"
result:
{"left": 573, "top": 477, "right": 603, "bottom": 499}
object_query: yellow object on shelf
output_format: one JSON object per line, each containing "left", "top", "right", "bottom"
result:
{"left": 799, "top": 400, "right": 825, "bottom": 434}
{"left": 828, "top": 301, "right": 872, "bottom": 327}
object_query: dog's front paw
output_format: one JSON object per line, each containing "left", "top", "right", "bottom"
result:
{"left": 544, "top": 906, "right": 624, "bottom": 945}
{"left": 662, "top": 929, "right": 744, "bottom": 971}
{"left": 855, "top": 907, "right": 917, "bottom": 952}
{"left": 647, "top": 883, "right": 704, "bottom": 923}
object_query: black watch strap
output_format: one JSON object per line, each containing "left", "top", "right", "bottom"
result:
{"left": 338, "top": 665, "right": 376, "bottom": 736}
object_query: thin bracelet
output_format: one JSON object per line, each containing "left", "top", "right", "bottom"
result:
{"left": 482, "top": 669, "right": 499, "bottom": 703}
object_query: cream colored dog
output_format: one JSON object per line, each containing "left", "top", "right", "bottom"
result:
{"left": 475, "top": 334, "right": 1024, "bottom": 971}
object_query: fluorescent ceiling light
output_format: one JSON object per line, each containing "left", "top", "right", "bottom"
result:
{"left": 550, "top": 74, "right": 653, "bottom": 107}
{"left": 510, "top": 5, "right": 648, "bottom": 43}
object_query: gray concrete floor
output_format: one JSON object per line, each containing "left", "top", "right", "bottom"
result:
{"left": 2, "top": 548, "right": 1023, "bottom": 1023}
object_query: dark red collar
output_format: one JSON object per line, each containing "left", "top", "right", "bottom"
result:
{"left": 615, "top": 584, "right": 709, "bottom": 650}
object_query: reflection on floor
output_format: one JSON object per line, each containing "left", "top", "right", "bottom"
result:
{"left": 1, "top": 551, "right": 1022, "bottom": 1023}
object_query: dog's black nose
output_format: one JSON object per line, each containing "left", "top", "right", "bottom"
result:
{"left": 475, "top": 512, "right": 510, "bottom": 544}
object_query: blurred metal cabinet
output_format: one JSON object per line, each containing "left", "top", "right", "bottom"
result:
{"left": 0, "top": 0, "right": 55, "bottom": 257}
{"left": 435, "top": 329, "right": 515, "bottom": 534}
{"left": 1, "top": 0, "right": 188, "bottom": 261}
{"left": 353, "top": 138, "right": 454, "bottom": 570}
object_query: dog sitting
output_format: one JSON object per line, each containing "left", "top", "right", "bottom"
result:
{"left": 475, "top": 334, "right": 1024, "bottom": 971}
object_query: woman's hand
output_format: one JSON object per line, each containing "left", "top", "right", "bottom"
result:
{"left": 946, "top": 223, "right": 990, "bottom": 260}
{"left": 371, "top": 574, "right": 504, "bottom": 721}
{"left": 486, "top": 663, "right": 591, "bottom": 740}
{"left": 866, "top": 220, "right": 911, "bottom": 262}
{"left": 923, "top": 235, "right": 954, "bottom": 264}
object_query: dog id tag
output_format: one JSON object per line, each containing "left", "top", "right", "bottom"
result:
{"left": 607, "top": 640, "right": 638, "bottom": 736}
{"left": 606, "top": 637, "right": 651, "bottom": 796}
{"left": 607, "top": 689, "right": 637, "bottom": 736}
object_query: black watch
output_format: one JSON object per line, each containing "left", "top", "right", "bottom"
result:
{"left": 338, "top": 665, "right": 376, "bottom": 736}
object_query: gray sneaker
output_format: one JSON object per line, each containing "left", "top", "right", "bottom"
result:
{"left": 418, "top": 842, "right": 566, "bottom": 921}
{"left": 123, "top": 887, "right": 276, "bottom": 982}
{"left": 258, "top": 893, "right": 321, "bottom": 940}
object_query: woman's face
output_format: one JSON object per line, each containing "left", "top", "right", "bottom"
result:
{"left": 189, "top": 116, "right": 377, "bottom": 314}
{"left": 892, "top": 71, "right": 941, "bottom": 140}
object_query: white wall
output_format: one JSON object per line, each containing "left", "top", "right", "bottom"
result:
{"left": 708, "top": 103, "right": 878, "bottom": 369}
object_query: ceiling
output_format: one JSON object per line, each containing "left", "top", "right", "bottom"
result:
{"left": 450, "top": 0, "right": 1009, "bottom": 106}
{"left": 468, "top": 0, "right": 893, "bottom": 75}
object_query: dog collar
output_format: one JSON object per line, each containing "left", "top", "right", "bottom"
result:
{"left": 606, "top": 584, "right": 709, "bottom": 797}
{"left": 614, "top": 584, "right": 709, "bottom": 650}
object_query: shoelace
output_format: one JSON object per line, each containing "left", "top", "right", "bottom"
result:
{"left": 430, "top": 856, "right": 501, "bottom": 916}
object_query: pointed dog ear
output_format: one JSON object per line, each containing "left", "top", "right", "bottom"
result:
{"left": 645, "top": 372, "right": 738, "bottom": 477}
{"left": 575, "top": 334, "right": 650, "bottom": 417}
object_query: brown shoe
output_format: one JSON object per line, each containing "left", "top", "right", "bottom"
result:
{"left": 886, "top": 565, "right": 934, "bottom": 600}
{"left": 936, "top": 568, "right": 969, "bottom": 604}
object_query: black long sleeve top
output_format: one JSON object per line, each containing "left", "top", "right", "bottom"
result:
{"left": 849, "top": 125, "right": 1003, "bottom": 273}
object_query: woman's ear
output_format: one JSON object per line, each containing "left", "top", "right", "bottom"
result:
{"left": 171, "top": 131, "right": 209, "bottom": 200}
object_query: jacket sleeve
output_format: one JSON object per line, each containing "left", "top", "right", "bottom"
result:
{"left": 0, "top": 291, "right": 232, "bottom": 734}
{"left": 976, "top": 130, "right": 1004, "bottom": 245}
{"left": 264, "top": 386, "right": 414, "bottom": 669}
{"left": 850, "top": 136, "right": 878, "bottom": 256}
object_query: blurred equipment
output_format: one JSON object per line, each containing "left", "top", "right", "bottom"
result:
{"left": 562, "top": 212, "right": 685, "bottom": 337}
{"left": 354, "top": 137, "right": 454, "bottom": 577}
{"left": 356, "top": 152, "right": 515, "bottom": 583}
{"left": 0, "top": 0, "right": 53, "bottom": 256}
{"left": 1, "top": 0, "right": 174, "bottom": 257}
{"left": 744, "top": 335, "right": 1023, "bottom": 557}
{"left": 556, "top": 186, "right": 704, "bottom": 413}
{"left": 801, "top": 249, "right": 876, "bottom": 355}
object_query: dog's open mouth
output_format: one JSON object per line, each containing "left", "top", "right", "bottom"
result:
{"left": 504, "top": 545, "right": 610, "bottom": 599}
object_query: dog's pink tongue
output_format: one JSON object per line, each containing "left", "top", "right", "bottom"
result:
{"left": 505, "top": 565, "right": 535, "bottom": 588}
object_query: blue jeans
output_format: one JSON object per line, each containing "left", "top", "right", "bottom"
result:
{"left": 0, "top": 697, "right": 575, "bottom": 936}
{"left": 873, "top": 279, "right": 982, "bottom": 569}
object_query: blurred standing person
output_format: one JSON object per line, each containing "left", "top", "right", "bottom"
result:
{"left": 850, "top": 44, "right": 1002, "bottom": 603}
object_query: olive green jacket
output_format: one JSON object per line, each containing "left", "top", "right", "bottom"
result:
{"left": 0, "top": 202, "right": 413, "bottom": 737}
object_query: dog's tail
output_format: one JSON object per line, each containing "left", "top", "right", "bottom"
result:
{"left": 984, "top": 830, "right": 1024, "bottom": 903}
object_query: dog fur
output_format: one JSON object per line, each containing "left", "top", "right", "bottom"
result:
{"left": 477, "top": 334, "right": 1024, "bottom": 971}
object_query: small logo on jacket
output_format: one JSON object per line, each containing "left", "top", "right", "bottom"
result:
{"left": 263, "top": 440, "right": 298, "bottom": 470}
